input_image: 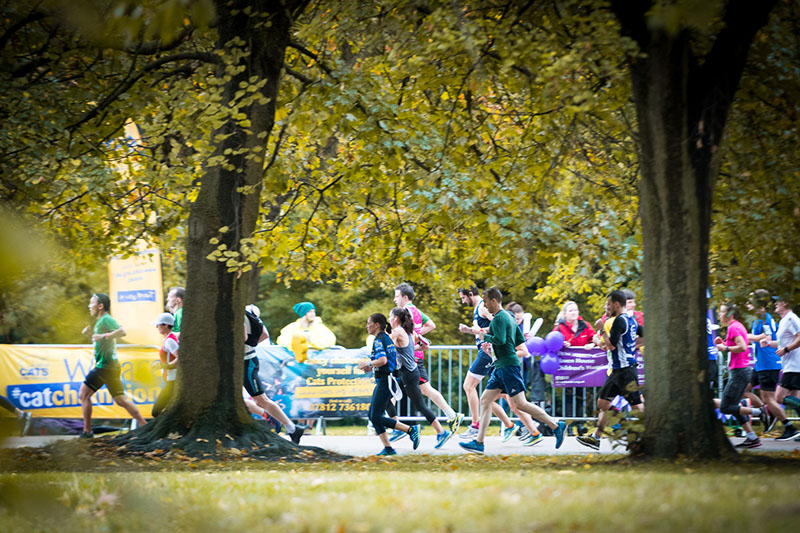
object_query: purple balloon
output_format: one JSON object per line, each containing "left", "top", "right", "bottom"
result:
{"left": 540, "top": 353, "right": 560, "bottom": 374}
{"left": 525, "top": 336, "right": 547, "bottom": 356}
{"left": 544, "top": 331, "right": 565, "bottom": 353}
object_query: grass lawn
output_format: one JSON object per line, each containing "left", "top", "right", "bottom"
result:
{"left": 2, "top": 453, "right": 799, "bottom": 532}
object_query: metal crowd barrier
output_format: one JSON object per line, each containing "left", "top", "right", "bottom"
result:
{"left": 414, "top": 345, "right": 597, "bottom": 423}
{"left": 385, "top": 345, "right": 788, "bottom": 425}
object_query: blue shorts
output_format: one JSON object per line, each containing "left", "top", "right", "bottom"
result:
{"left": 469, "top": 350, "right": 495, "bottom": 377}
{"left": 486, "top": 365, "right": 526, "bottom": 397}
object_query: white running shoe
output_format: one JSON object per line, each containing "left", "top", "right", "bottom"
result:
{"left": 459, "top": 426, "right": 479, "bottom": 440}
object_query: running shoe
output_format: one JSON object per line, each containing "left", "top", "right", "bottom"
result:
{"left": 409, "top": 424, "right": 421, "bottom": 450}
{"left": 460, "top": 426, "right": 479, "bottom": 440}
{"left": 576, "top": 435, "right": 600, "bottom": 450}
{"left": 389, "top": 429, "right": 407, "bottom": 442}
{"left": 501, "top": 425, "right": 516, "bottom": 442}
{"left": 554, "top": 420, "right": 566, "bottom": 449}
{"left": 290, "top": 424, "right": 307, "bottom": 444}
{"left": 434, "top": 430, "right": 453, "bottom": 449}
{"left": 759, "top": 407, "right": 771, "bottom": 430}
{"left": 376, "top": 447, "right": 397, "bottom": 456}
{"left": 78, "top": 431, "right": 94, "bottom": 439}
{"left": 448, "top": 413, "right": 465, "bottom": 434}
{"left": 19, "top": 412, "right": 32, "bottom": 436}
{"left": 775, "top": 425, "right": 798, "bottom": 441}
{"left": 766, "top": 412, "right": 780, "bottom": 433}
{"left": 522, "top": 433, "right": 543, "bottom": 446}
{"left": 458, "top": 439, "right": 484, "bottom": 454}
{"left": 517, "top": 426, "right": 531, "bottom": 441}
{"left": 735, "top": 437, "right": 762, "bottom": 448}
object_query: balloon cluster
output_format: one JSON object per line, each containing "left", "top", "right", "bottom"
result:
{"left": 524, "top": 331, "right": 565, "bottom": 374}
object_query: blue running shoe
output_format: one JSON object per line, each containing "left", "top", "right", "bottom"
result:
{"left": 408, "top": 424, "right": 421, "bottom": 450}
{"left": 458, "top": 439, "right": 484, "bottom": 454}
{"left": 435, "top": 430, "right": 452, "bottom": 449}
{"left": 554, "top": 420, "right": 566, "bottom": 449}
{"left": 376, "top": 447, "right": 397, "bottom": 456}
{"left": 523, "top": 433, "right": 543, "bottom": 446}
{"left": 501, "top": 425, "right": 516, "bottom": 442}
{"left": 389, "top": 429, "right": 407, "bottom": 442}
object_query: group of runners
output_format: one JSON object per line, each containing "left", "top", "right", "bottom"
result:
{"left": 359, "top": 283, "right": 570, "bottom": 455}
{"left": 71, "top": 281, "right": 800, "bottom": 454}
{"left": 713, "top": 290, "right": 800, "bottom": 448}
{"left": 77, "top": 289, "right": 306, "bottom": 444}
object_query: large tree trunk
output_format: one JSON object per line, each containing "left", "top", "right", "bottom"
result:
{"left": 629, "top": 29, "right": 731, "bottom": 458}
{"left": 611, "top": 0, "right": 777, "bottom": 458}
{"left": 119, "top": 0, "right": 305, "bottom": 457}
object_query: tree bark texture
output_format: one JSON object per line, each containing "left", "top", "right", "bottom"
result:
{"left": 120, "top": 0, "right": 305, "bottom": 455}
{"left": 611, "top": 0, "right": 777, "bottom": 458}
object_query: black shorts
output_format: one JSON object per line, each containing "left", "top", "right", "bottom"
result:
{"left": 598, "top": 366, "right": 642, "bottom": 406}
{"left": 752, "top": 369, "right": 780, "bottom": 392}
{"left": 84, "top": 364, "right": 124, "bottom": 397}
{"left": 417, "top": 360, "right": 429, "bottom": 384}
{"left": 779, "top": 372, "right": 800, "bottom": 392}
{"left": 244, "top": 356, "right": 265, "bottom": 397}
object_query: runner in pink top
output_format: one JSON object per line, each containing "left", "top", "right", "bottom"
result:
{"left": 714, "top": 304, "right": 764, "bottom": 448}
{"left": 725, "top": 318, "right": 751, "bottom": 369}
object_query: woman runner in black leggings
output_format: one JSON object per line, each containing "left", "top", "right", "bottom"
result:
{"left": 359, "top": 313, "right": 420, "bottom": 456}
{"left": 387, "top": 307, "right": 454, "bottom": 449}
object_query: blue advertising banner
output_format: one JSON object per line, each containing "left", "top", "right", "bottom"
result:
{"left": 253, "top": 345, "right": 374, "bottom": 418}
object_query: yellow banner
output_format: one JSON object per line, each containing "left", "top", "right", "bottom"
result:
{"left": 108, "top": 244, "right": 164, "bottom": 346}
{"left": 0, "top": 344, "right": 162, "bottom": 418}
{"left": 293, "top": 383, "right": 375, "bottom": 399}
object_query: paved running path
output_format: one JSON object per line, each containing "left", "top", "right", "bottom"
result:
{"left": 3, "top": 434, "right": 799, "bottom": 456}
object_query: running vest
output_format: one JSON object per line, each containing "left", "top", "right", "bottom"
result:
{"left": 395, "top": 333, "right": 417, "bottom": 371}
{"left": 406, "top": 304, "right": 426, "bottom": 362}
{"left": 473, "top": 299, "right": 491, "bottom": 348}
{"left": 608, "top": 313, "right": 638, "bottom": 369}
{"left": 752, "top": 313, "right": 781, "bottom": 371}
{"left": 244, "top": 309, "right": 263, "bottom": 359}
{"left": 159, "top": 332, "right": 179, "bottom": 381}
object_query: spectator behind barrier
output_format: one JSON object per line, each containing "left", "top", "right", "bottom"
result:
{"left": 553, "top": 301, "right": 596, "bottom": 348}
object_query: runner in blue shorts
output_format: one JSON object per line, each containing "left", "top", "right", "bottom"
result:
{"left": 457, "top": 285, "right": 529, "bottom": 442}
{"left": 459, "top": 287, "right": 566, "bottom": 454}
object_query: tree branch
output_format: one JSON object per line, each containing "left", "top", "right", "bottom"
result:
{"left": 67, "top": 51, "right": 221, "bottom": 132}
{"left": 689, "top": 0, "right": 779, "bottom": 142}
{"left": 0, "top": 10, "right": 45, "bottom": 52}
{"left": 287, "top": 39, "right": 335, "bottom": 78}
